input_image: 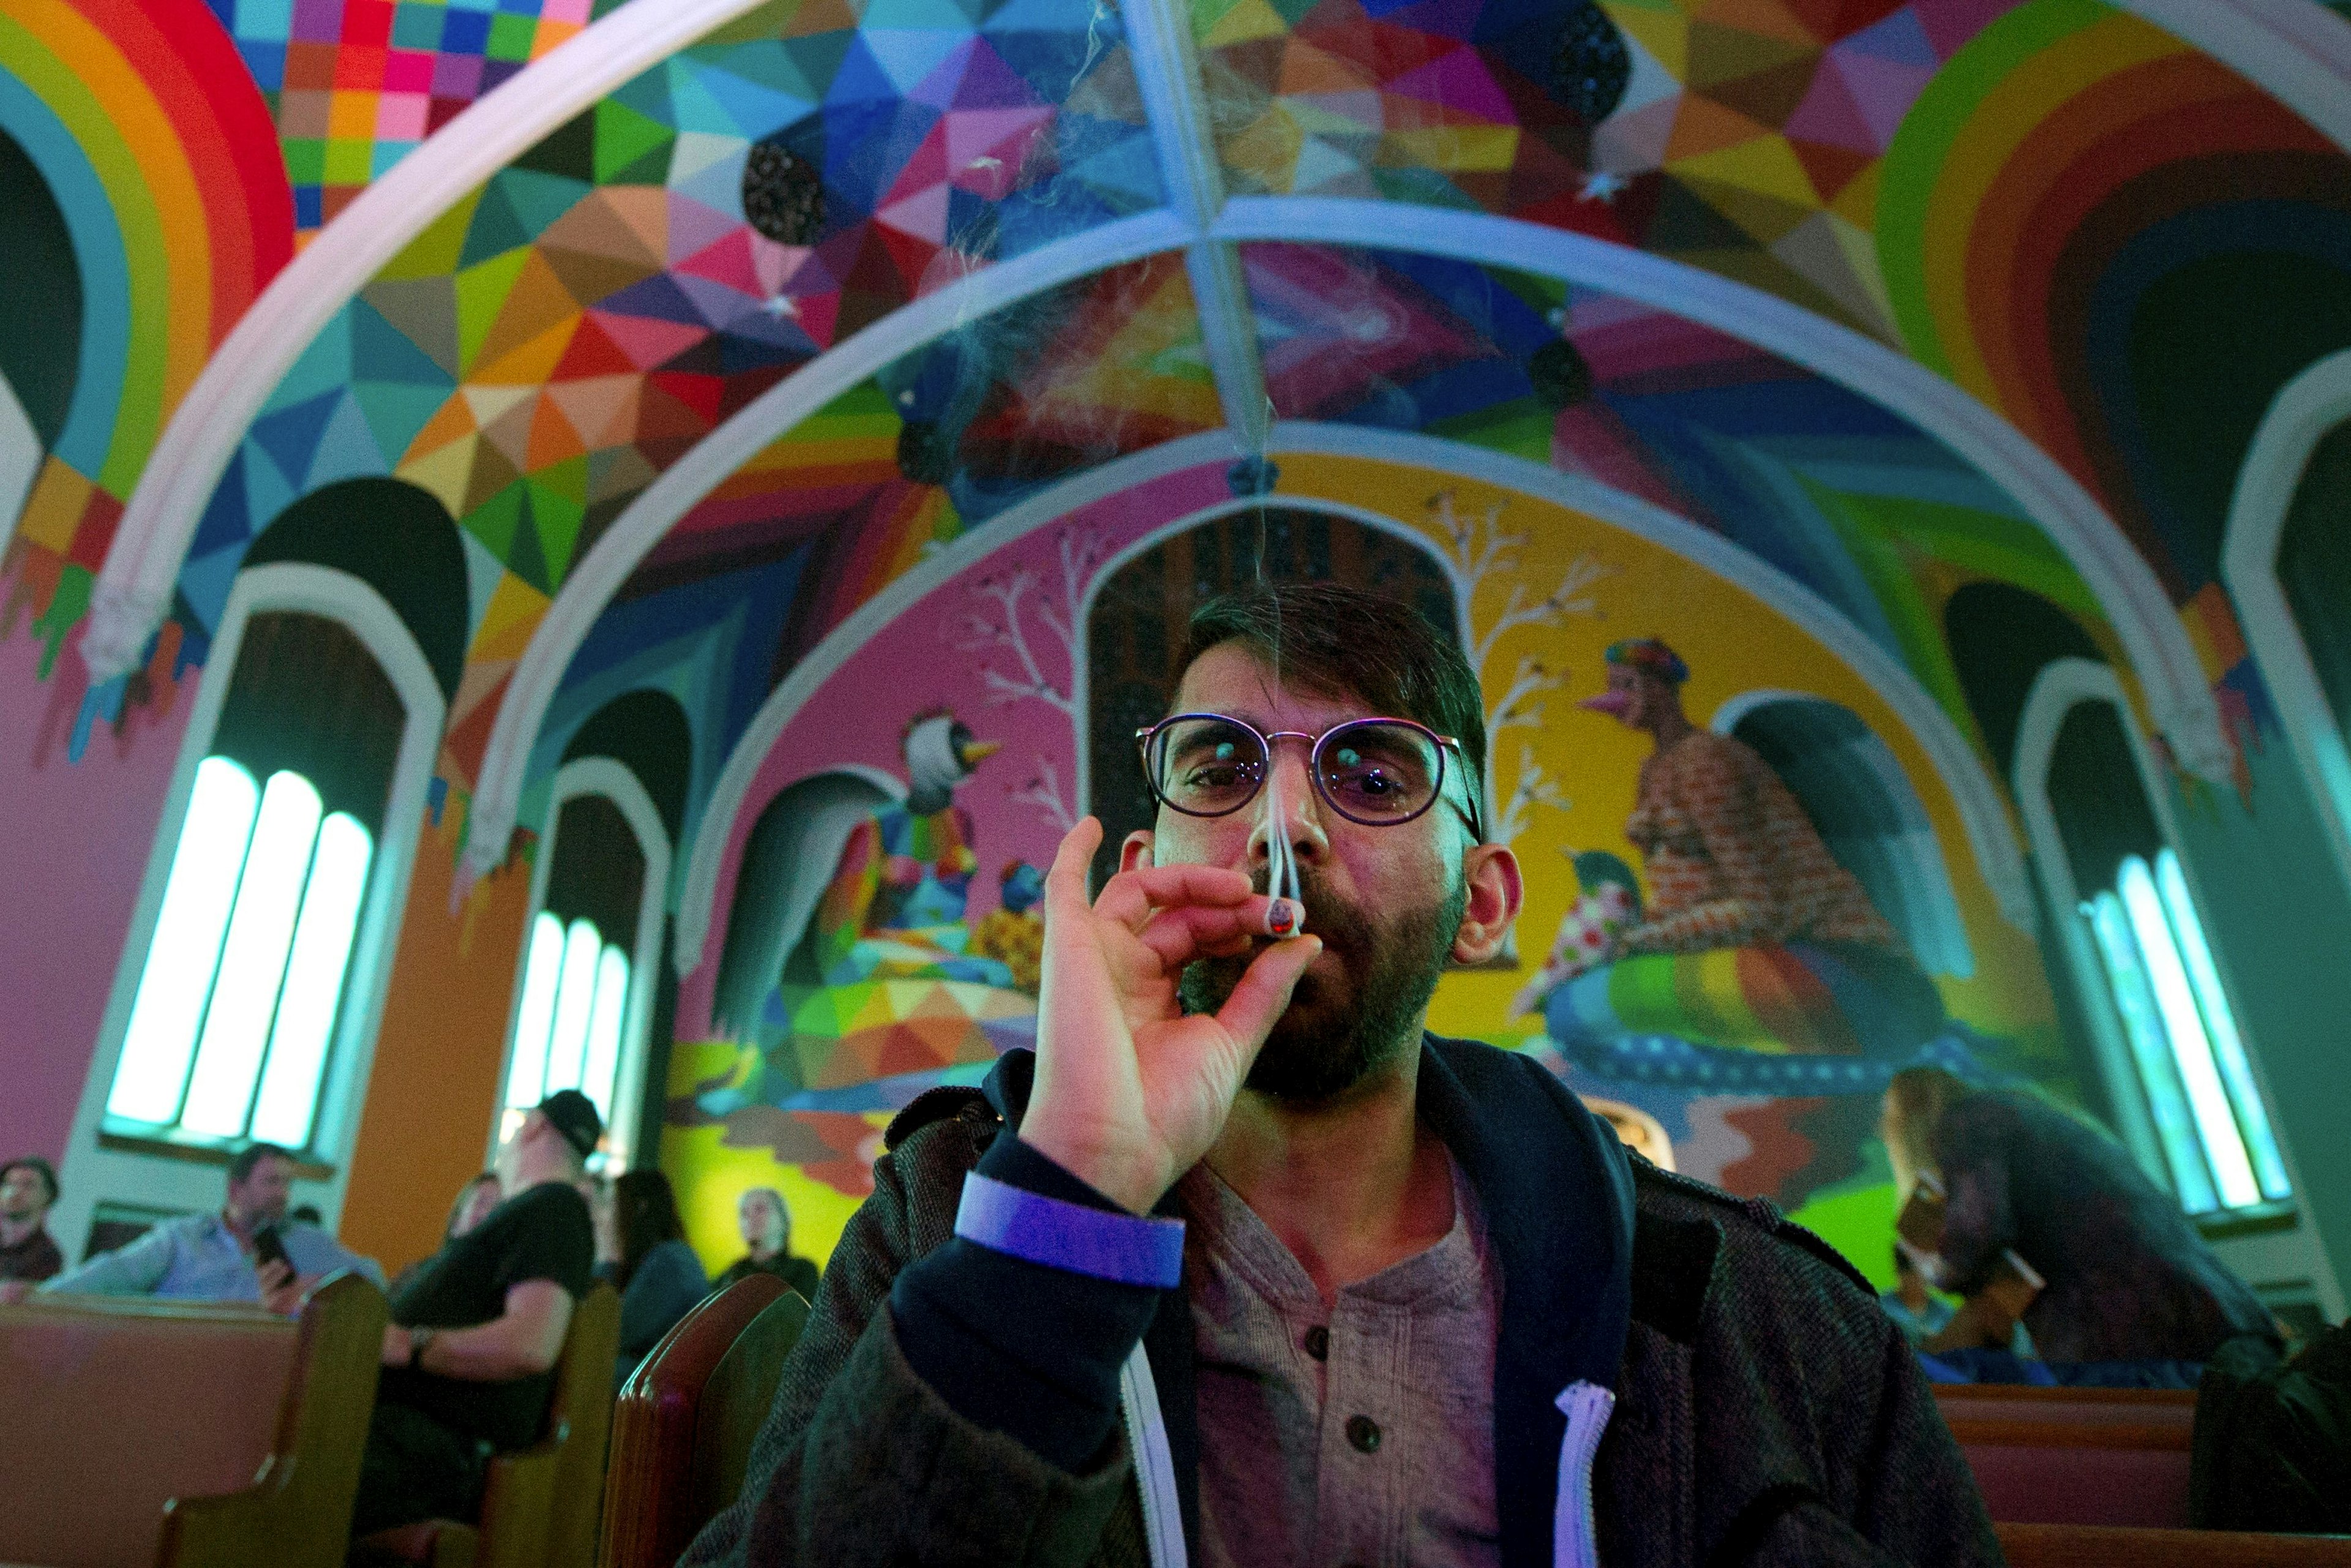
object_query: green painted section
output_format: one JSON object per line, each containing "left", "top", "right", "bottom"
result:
{"left": 1875, "top": 0, "right": 2112, "bottom": 375}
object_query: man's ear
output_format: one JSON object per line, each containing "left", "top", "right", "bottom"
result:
{"left": 1452, "top": 842, "right": 1523, "bottom": 966}
{"left": 1120, "top": 829, "right": 1155, "bottom": 873}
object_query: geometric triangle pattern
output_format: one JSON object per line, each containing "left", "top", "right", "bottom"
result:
{"left": 1245, "top": 239, "right": 2084, "bottom": 738}
{"left": 541, "top": 252, "right": 1215, "bottom": 811}
{"left": 201, "top": 0, "right": 604, "bottom": 233}
{"left": 1196, "top": 0, "right": 2008, "bottom": 347}
{"left": 175, "top": 0, "right": 1164, "bottom": 791}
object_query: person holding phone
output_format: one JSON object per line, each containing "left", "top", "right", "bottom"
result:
{"left": 35, "top": 1141, "right": 382, "bottom": 1308}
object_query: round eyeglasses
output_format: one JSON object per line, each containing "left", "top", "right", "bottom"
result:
{"left": 1135, "top": 713, "right": 1483, "bottom": 842}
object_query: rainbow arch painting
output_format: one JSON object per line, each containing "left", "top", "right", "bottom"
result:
{"left": 1, "top": 0, "right": 292, "bottom": 666}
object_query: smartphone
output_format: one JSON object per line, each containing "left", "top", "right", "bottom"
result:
{"left": 252, "top": 1223, "right": 292, "bottom": 1274}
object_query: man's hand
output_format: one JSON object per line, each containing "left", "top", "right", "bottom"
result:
{"left": 257, "top": 1259, "right": 305, "bottom": 1316}
{"left": 382, "top": 1324, "right": 414, "bottom": 1367}
{"left": 1021, "top": 818, "right": 1322, "bottom": 1214}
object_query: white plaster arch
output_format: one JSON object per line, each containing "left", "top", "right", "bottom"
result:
{"left": 2221, "top": 347, "right": 2351, "bottom": 891}
{"left": 487, "top": 756, "right": 673, "bottom": 1171}
{"left": 1209, "top": 197, "right": 2231, "bottom": 784}
{"left": 475, "top": 223, "right": 2219, "bottom": 887}
{"left": 2118, "top": 0, "right": 2351, "bottom": 156}
{"left": 460, "top": 208, "right": 1191, "bottom": 877}
{"left": 80, "top": 0, "right": 782, "bottom": 681}
{"left": 669, "top": 422, "right": 2034, "bottom": 979}
{"left": 52, "top": 561, "right": 447, "bottom": 1258}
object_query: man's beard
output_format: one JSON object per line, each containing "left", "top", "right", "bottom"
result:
{"left": 1179, "top": 868, "right": 1467, "bottom": 1103}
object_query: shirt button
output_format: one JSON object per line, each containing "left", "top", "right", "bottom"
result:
{"left": 1303, "top": 1326, "right": 1329, "bottom": 1360}
{"left": 1346, "top": 1414, "right": 1382, "bottom": 1454}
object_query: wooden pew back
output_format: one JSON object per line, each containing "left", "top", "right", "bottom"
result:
{"left": 600, "top": 1276, "right": 809, "bottom": 1568}
{"left": 1937, "top": 1384, "right": 2197, "bottom": 1529}
{"left": 0, "top": 1273, "right": 386, "bottom": 1568}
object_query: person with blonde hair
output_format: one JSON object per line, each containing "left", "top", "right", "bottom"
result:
{"left": 1879, "top": 1067, "right": 2274, "bottom": 1364}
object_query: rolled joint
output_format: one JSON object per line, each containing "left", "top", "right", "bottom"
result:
{"left": 1263, "top": 898, "right": 1303, "bottom": 939}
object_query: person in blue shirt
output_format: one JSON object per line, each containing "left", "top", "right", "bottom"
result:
{"left": 602, "top": 1168, "right": 711, "bottom": 1386}
{"left": 36, "top": 1141, "right": 382, "bottom": 1308}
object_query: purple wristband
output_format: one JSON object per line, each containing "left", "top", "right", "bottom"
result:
{"left": 953, "top": 1171, "right": 1187, "bottom": 1288}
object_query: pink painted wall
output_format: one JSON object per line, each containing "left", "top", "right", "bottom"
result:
{"left": 0, "top": 633, "right": 192, "bottom": 1163}
{"left": 673, "top": 466, "right": 1234, "bottom": 1035}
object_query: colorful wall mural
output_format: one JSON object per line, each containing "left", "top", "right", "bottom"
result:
{"left": 654, "top": 451, "right": 2066, "bottom": 1281}
{"left": 6, "top": 0, "right": 2350, "bottom": 1315}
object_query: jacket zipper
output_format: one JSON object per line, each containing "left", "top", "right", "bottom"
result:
{"left": 1119, "top": 1345, "right": 1188, "bottom": 1568}
{"left": 1553, "top": 1380, "right": 1617, "bottom": 1568}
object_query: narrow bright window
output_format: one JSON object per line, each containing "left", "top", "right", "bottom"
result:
{"left": 504, "top": 912, "right": 567, "bottom": 1109}
{"left": 505, "top": 915, "right": 631, "bottom": 1140}
{"left": 2080, "top": 853, "right": 2290, "bottom": 1215}
{"left": 582, "top": 945, "right": 631, "bottom": 1125}
{"left": 108, "top": 758, "right": 261, "bottom": 1124}
{"left": 105, "top": 762, "right": 375, "bottom": 1151}
{"left": 250, "top": 811, "right": 373, "bottom": 1148}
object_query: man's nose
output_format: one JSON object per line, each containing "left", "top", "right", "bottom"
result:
{"left": 1247, "top": 750, "right": 1328, "bottom": 868}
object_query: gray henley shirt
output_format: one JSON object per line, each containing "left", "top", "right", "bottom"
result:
{"left": 1176, "top": 1155, "right": 1501, "bottom": 1568}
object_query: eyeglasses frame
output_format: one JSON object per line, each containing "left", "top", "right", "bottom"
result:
{"left": 1133, "top": 711, "right": 1485, "bottom": 844}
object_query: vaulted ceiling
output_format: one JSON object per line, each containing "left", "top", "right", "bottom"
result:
{"left": 13, "top": 0, "right": 2351, "bottom": 872}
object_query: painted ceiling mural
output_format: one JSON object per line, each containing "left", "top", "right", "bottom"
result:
{"left": 8, "top": 0, "right": 2349, "bottom": 784}
{"left": 140, "top": 0, "right": 1166, "bottom": 790}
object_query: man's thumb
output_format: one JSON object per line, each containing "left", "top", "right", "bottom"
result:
{"left": 1214, "top": 936, "right": 1322, "bottom": 1052}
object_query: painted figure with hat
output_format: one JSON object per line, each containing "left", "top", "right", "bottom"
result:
{"left": 1518, "top": 638, "right": 1952, "bottom": 1089}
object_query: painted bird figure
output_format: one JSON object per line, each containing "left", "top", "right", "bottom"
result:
{"left": 712, "top": 710, "right": 1006, "bottom": 1041}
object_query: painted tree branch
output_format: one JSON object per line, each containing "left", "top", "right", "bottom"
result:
{"left": 1010, "top": 757, "right": 1077, "bottom": 830}
{"left": 1493, "top": 741, "right": 1569, "bottom": 847}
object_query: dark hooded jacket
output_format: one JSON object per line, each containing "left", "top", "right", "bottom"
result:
{"left": 683, "top": 1037, "right": 1999, "bottom": 1567}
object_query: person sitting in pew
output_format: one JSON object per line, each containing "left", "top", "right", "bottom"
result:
{"left": 32, "top": 1142, "right": 382, "bottom": 1309}
{"left": 602, "top": 1168, "right": 711, "bottom": 1387}
{"left": 0, "top": 1156, "right": 63, "bottom": 1285}
{"left": 354, "top": 1090, "right": 600, "bottom": 1537}
{"left": 389, "top": 1171, "right": 504, "bottom": 1297}
{"left": 714, "top": 1185, "right": 820, "bottom": 1300}
{"left": 1883, "top": 1067, "right": 2276, "bottom": 1364}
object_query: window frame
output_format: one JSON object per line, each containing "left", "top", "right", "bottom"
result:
{"left": 54, "top": 563, "right": 444, "bottom": 1250}
{"left": 2012, "top": 660, "right": 2307, "bottom": 1214}
{"left": 491, "top": 756, "right": 670, "bottom": 1171}
{"left": 2220, "top": 345, "right": 2351, "bottom": 896}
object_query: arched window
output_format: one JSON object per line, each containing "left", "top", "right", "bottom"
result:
{"left": 499, "top": 758, "right": 672, "bottom": 1167}
{"left": 2014, "top": 662, "right": 2290, "bottom": 1218}
{"left": 103, "top": 612, "right": 402, "bottom": 1151}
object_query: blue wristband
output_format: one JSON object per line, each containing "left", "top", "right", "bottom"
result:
{"left": 953, "top": 1171, "right": 1187, "bottom": 1288}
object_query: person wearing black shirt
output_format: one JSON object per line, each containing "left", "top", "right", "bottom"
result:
{"left": 0, "top": 1157, "right": 64, "bottom": 1288}
{"left": 713, "top": 1185, "right": 820, "bottom": 1300}
{"left": 348, "top": 1091, "right": 601, "bottom": 1539}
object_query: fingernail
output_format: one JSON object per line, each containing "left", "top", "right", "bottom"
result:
{"left": 1265, "top": 898, "right": 1300, "bottom": 937}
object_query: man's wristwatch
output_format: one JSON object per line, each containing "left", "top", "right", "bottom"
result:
{"left": 408, "top": 1326, "right": 436, "bottom": 1370}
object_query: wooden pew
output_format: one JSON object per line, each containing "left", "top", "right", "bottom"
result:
{"left": 1937, "top": 1384, "right": 2197, "bottom": 1529}
{"left": 600, "top": 1275, "right": 811, "bottom": 1568}
{"left": 1998, "top": 1523, "right": 2351, "bottom": 1566}
{"left": 0, "top": 1272, "right": 387, "bottom": 1568}
{"left": 353, "top": 1281, "right": 620, "bottom": 1568}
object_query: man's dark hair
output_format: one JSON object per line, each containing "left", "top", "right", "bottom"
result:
{"left": 228, "top": 1142, "right": 296, "bottom": 1185}
{"left": 614, "top": 1168, "right": 688, "bottom": 1289}
{"left": 1182, "top": 582, "right": 1487, "bottom": 805}
{"left": 1, "top": 1155, "right": 58, "bottom": 1206}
